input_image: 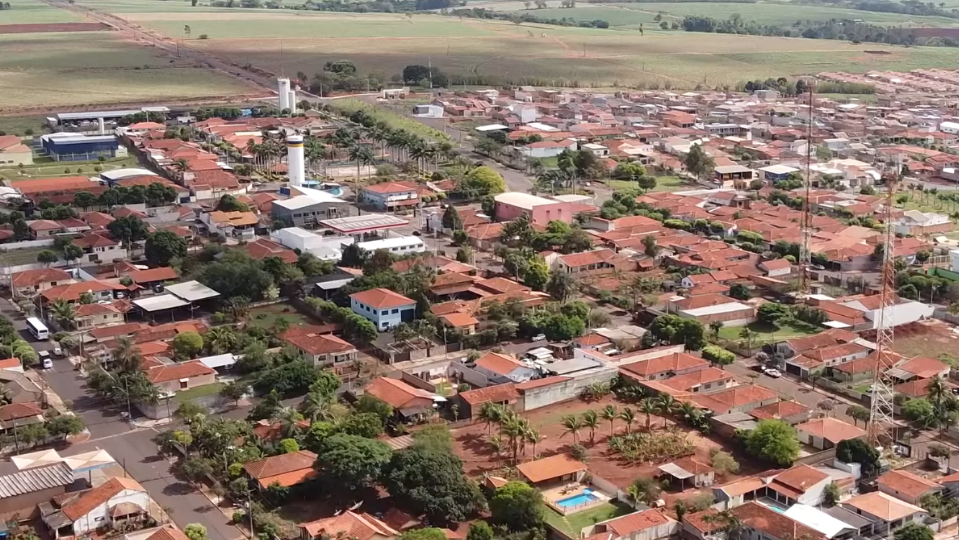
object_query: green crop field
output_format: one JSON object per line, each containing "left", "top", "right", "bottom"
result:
{"left": 0, "top": 0, "right": 83, "bottom": 24}
{"left": 61, "top": 0, "right": 959, "bottom": 91}
{"left": 611, "top": 2, "right": 959, "bottom": 27}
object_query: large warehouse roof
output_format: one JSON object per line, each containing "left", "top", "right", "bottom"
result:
{"left": 319, "top": 214, "right": 407, "bottom": 234}
{"left": 166, "top": 280, "right": 220, "bottom": 302}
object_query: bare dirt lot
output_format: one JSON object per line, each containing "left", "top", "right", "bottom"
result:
{"left": 451, "top": 395, "right": 769, "bottom": 506}
{"left": 887, "top": 320, "right": 959, "bottom": 362}
{"left": 0, "top": 22, "right": 110, "bottom": 33}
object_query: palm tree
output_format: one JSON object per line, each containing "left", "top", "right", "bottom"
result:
{"left": 525, "top": 426, "right": 542, "bottom": 457}
{"left": 739, "top": 327, "right": 754, "bottom": 356}
{"left": 500, "top": 415, "right": 526, "bottom": 463}
{"left": 678, "top": 401, "right": 698, "bottom": 421}
{"left": 205, "top": 327, "right": 237, "bottom": 355}
{"left": 172, "top": 158, "right": 189, "bottom": 181}
{"left": 640, "top": 398, "right": 658, "bottom": 431}
{"left": 301, "top": 385, "right": 333, "bottom": 421}
{"left": 581, "top": 410, "right": 600, "bottom": 444}
{"left": 479, "top": 402, "right": 503, "bottom": 435}
{"left": 50, "top": 299, "right": 76, "bottom": 330}
{"left": 658, "top": 394, "right": 679, "bottom": 426}
{"left": 348, "top": 145, "right": 375, "bottom": 199}
{"left": 928, "top": 376, "right": 950, "bottom": 436}
{"left": 112, "top": 336, "right": 142, "bottom": 374}
{"left": 560, "top": 414, "right": 582, "bottom": 443}
{"left": 600, "top": 404, "right": 618, "bottom": 436}
{"left": 703, "top": 510, "right": 744, "bottom": 540}
{"left": 619, "top": 407, "right": 636, "bottom": 434}
{"left": 277, "top": 407, "right": 303, "bottom": 438}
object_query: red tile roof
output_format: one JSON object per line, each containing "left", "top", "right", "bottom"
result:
{"left": 459, "top": 383, "right": 519, "bottom": 405}
{"left": 0, "top": 402, "right": 41, "bottom": 421}
{"left": 604, "top": 510, "right": 672, "bottom": 536}
{"left": 366, "top": 377, "right": 433, "bottom": 410}
{"left": 61, "top": 477, "right": 145, "bottom": 520}
{"left": 300, "top": 511, "right": 398, "bottom": 540}
{"left": 796, "top": 417, "right": 866, "bottom": 444}
{"left": 145, "top": 361, "right": 216, "bottom": 384}
{"left": 474, "top": 352, "right": 523, "bottom": 376}
{"left": 732, "top": 502, "right": 825, "bottom": 540}
{"left": 516, "top": 454, "right": 586, "bottom": 483}
{"left": 245, "top": 239, "right": 298, "bottom": 264}
{"left": 146, "top": 527, "right": 190, "bottom": 540}
{"left": 878, "top": 470, "right": 939, "bottom": 500}
{"left": 688, "top": 385, "right": 778, "bottom": 414}
{"left": 350, "top": 288, "right": 415, "bottom": 309}
{"left": 748, "top": 401, "right": 811, "bottom": 421}
{"left": 243, "top": 450, "right": 318, "bottom": 488}
{"left": 126, "top": 267, "right": 178, "bottom": 283}
{"left": 620, "top": 353, "right": 708, "bottom": 380}
{"left": 11, "top": 268, "right": 71, "bottom": 288}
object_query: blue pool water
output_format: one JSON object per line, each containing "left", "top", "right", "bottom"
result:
{"left": 556, "top": 489, "right": 600, "bottom": 508}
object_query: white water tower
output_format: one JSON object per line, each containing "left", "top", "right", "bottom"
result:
{"left": 287, "top": 135, "right": 305, "bottom": 187}
{"left": 278, "top": 78, "right": 291, "bottom": 112}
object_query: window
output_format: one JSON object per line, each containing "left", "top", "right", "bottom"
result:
{"left": 381, "top": 310, "right": 388, "bottom": 315}
{"left": 180, "top": 380, "right": 188, "bottom": 390}
{"left": 391, "top": 309, "right": 398, "bottom": 314}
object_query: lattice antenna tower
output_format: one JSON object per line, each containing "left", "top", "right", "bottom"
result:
{"left": 867, "top": 157, "right": 901, "bottom": 447}
{"left": 797, "top": 83, "right": 815, "bottom": 297}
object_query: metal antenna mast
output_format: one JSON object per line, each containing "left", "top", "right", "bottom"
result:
{"left": 797, "top": 83, "right": 815, "bottom": 297}
{"left": 867, "top": 159, "right": 900, "bottom": 447}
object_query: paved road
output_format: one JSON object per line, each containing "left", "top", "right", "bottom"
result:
{"left": 64, "top": 430, "right": 242, "bottom": 540}
{"left": 724, "top": 360, "right": 855, "bottom": 424}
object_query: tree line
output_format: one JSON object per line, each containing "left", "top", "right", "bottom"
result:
{"left": 445, "top": 7, "right": 611, "bottom": 28}
{"left": 797, "top": 0, "right": 959, "bottom": 19}
{"left": 681, "top": 14, "right": 959, "bottom": 47}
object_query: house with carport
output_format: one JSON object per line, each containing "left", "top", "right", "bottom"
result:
{"left": 796, "top": 418, "right": 866, "bottom": 450}
{"left": 473, "top": 352, "right": 536, "bottom": 384}
{"left": 581, "top": 509, "right": 678, "bottom": 540}
{"left": 877, "top": 470, "right": 941, "bottom": 505}
{"left": 841, "top": 492, "right": 927, "bottom": 537}
{"left": 41, "top": 477, "right": 150, "bottom": 539}
{"left": 365, "top": 377, "right": 436, "bottom": 423}
{"left": 243, "top": 450, "right": 318, "bottom": 492}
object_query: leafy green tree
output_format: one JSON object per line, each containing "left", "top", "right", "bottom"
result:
{"left": 729, "top": 283, "right": 750, "bottom": 301}
{"left": 174, "top": 400, "right": 206, "bottom": 422}
{"left": 37, "top": 250, "right": 58, "bottom": 266}
{"left": 172, "top": 331, "right": 204, "bottom": 359}
{"left": 198, "top": 251, "right": 274, "bottom": 301}
{"left": 316, "top": 434, "right": 392, "bottom": 492}
{"left": 74, "top": 191, "right": 97, "bottom": 211}
{"left": 757, "top": 302, "right": 791, "bottom": 324}
{"left": 355, "top": 394, "right": 393, "bottom": 424}
{"left": 743, "top": 419, "right": 800, "bottom": 466}
{"left": 628, "top": 477, "right": 661, "bottom": 505}
{"left": 490, "top": 481, "right": 544, "bottom": 532}
{"left": 341, "top": 412, "right": 385, "bottom": 438}
{"left": 823, "top": 482, "right": 840, "bottom": 506}
{"left": 184, "top": 524, "right": 209, "bottom": 540}
{"left": 546, "top": 272, "right": 575, "bottom": 302}
{"left": 903, "top": 398, "right": 937, "bottom": 428}
{"left": 383, "top": 446, "right": 486, "bottom": 523}
{"left": 442, "top": 205, "right": 463, "bottom": 230}
{"left": 216, "top": 194, "right": 249, "bottom": 212}
{"left": 646, "top": 314, "right": 706, "bottom": 351}
{"left": 145, "top": 231, "right": 188, "bottom": 267}
{"left": 62, "top": 243, "right": 84, "bottom": 267}
{"left": 46, "top": 415, "right": 85, "bottom": 441}
{"left": 710, "top": 450, "right": 739, "bottom": 476}
{"left": 683, "top": 143, "right": 715, "bottom": 181}
{"left": 466, "top": 521, "right": 494, "bottom": 540}
{"left": 702, "top": 345, "right": 735, "bottom": 367}
{"left": 399, "top": 529, "right": 447, "bottom": 540}
{"left": 107, "top": 215, "right": 150, "bottom": 246}
{"left": 524, "top": 258, "right": 549, "bottom": 291}
{"left": 460, "top": 166, "right": 506, "bottom": 196}
{"left": 894, "top": 523, "right": 934, "bottom": 540}
{"left": 836, "top": 438, "right": 880, "bottom": 479}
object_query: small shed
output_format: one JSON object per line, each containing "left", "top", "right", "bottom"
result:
{"left": 658, "top": 457, "right": 715, "bottom": 489}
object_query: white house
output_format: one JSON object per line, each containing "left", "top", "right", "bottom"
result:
{"left": 521, "top": 140, "right": 577, "bottom": 159}
{"left": 44, "top": 477, "right": 150, "bottom": 538}
{"left": 473, "top": 352, "right": 536, "bottom": 384}
{"left": 581, "top": 509, "right": 678, "bottom": 540}
{"left": 349, "top": 288, "right": 416, "bottom": 331}
{"left": 841, "top": 492, "right": 928, "bottom": 537}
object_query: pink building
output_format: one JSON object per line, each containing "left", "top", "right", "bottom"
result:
{"left": 494, "top": 192, "right": 574, "bottom": 224}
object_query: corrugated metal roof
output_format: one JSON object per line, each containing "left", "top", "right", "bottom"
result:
{"left": 0, "top": 463, "right": 73, "bottom": 498}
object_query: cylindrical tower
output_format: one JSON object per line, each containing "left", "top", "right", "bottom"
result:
{"left": 288, "top": 90, "right": 297, "bottom": 113}
{"left": 278, "top": 78, "right": 291, "bottom": 111}
{"left": 287, "top": 134, "right": 305, "bottom": 187}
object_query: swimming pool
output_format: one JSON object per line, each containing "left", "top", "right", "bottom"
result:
{"left": 556, "top": 489, "right": 600, "bottom": 509}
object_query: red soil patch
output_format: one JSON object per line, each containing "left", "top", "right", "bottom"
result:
{"left": 452, "top": 396, "right": 768, "bottom": 505}
{"left": 0, "top": 22, "right": 111, "bottom": 34}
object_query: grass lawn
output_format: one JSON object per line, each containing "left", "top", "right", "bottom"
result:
{"left": 608, "top": 176, "right": 691, "bottom": 193}
{"left": 853, "top": 383, "right": 872, "bottom": 394}
{"left": 0, "top": 116, "right": 48, "bottom": 138}
{"left": 175, "top": 382, "right": 225, "bottom": 402}
{"left": 0, "top": 247, "right": 53, "bottom": 266}
{"left": 544, "top": 501, "right": 634, "bottom": 538}
{"left": 0, "top": 156, "right": 140, "bottom": 183}
{"left": 248, "top": 303, "right": 309, "bottom": 329}
{"left": 717, "top": 320, "right": 820, "bottom": 345}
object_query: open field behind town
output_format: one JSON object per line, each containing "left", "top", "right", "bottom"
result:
{"left": 0, "top": 24, "right": 257, "bottom": 111}
{"left": 0, "top": 0, "right": 83, "bottom": 24}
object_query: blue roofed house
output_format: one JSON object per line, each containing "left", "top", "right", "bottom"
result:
{"left": 350, "top": 288, "right": 416, "bottom": 331}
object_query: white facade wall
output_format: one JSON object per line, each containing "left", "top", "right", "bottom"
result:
{"left": 73, "top": 489, "right": 150, "bottom": 535}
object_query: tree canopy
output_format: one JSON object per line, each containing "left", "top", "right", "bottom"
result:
{"left": 316, "top": 434, "right": 392, "bottom": 492}
{"left": 742, "top": 419, "right": 800, "bottom": 466}
{"left": 145, "top": 230, "right": 188, "bottom": 267}
{"left": 383, "top": 445, "right": 486, "bottom": 524}
{"left": 489, "top": 481, "right": 544, "bottom": 532}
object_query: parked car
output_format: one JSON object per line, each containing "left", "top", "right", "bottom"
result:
{"left": 39, "top": 351, "right": 52, "bottom": 369}
{"left": 763, "top": 368, "right": 782, "bottom": 378}
{"left": 53, "top": 346, "right": 62, "bottom": 357}
{"left": 532, "top": 334, "right": 546, "bottom": 342}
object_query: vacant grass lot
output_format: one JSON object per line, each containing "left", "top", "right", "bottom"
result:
{"left": 0, "top": 30, "right": 254, "bottom": 110}
{"left": 717, "top": 320, "right": 820, "bottom": 345}
{"left": 0, "top": 155, "right": 139, "bottom": 181}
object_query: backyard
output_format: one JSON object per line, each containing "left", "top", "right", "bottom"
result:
{"left": 248, "top": 302, "right": 311, "bottom": 329}
{"left": 608, "top": 176, "right": 690, "bottom": 193}
{"left": 543, "top": 500, "right": 634, "bottom": 539}
{"left": 716, "top": 320, "right": 820, "bottom": 346}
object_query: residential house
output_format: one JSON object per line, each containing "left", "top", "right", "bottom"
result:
{"left": 766, "top": 464, "right": 833, "bottom": 507}
{"left": 473, "top": 352, "right": 537, "bottom": 384}
{"left": 619, "top": 352, "right": 709, "bottom": 382}
{"left": 74, "top": 302, "right": 126, "bottom": 330}
{"left": 365, "top": 377, "right": 435, "bottom": 422}
{"left": 43, "top": 477, "right": 149, "bottom": 539}
{"left": 350, "top": 288, "right": 416, "bottom": 331}
{"left": 494, "top": 192, "right": 574, "bottom": 224}
{"left": 124, "top": 268, "right": 179, "bottom": 291}
{"left": 243, "top": 450, "right": 318, "bottom": 491}
{"left": 784, "top": 342, "right": 872, "bottom": 378}
{"left": 0, "top": 370, "right": 44, "bottom": 404}
{"left": 459, "top": 384, "right": 520, "bottom": 421}
{"left": 0, "top": 402, "right": 44, "bottom": 431}
{"left": 690, "top": 385, "right": 779, "bottom": 415}
{"left": 893, "top": 356, "right": 950, "bottom": 382}
{"left": 658, "top": 457, "right": 715, "bottom": 489}
{"left": 841, "top": 492, "right": 927, "bottom": 537}
{"left": 72, "top": 233, "right": 126, "bottom": 264}
{"left": 877, "top": 470, "right": 941, "bottom": 505}
{"left": 759, "top": 259, "right": 792, "bottom": 277}
{"left": 300, "top": 511, "right": 398, "bottom": 540}
{"left": 281, "top": 326, "right": 358, "bottom": 379}
{"left": 581, "top": 509, "right": 679, "bottom": 540}
{"left": 660, "top": 367, "right": 734, "bottom": 394}
{"left": 11, "top": 269, "right": 73, "bottom": 300}
{"left": 144, "top": 361, "right": 217, "bottom": 394}
{"left": 244, "top": 238, "right": 298, "bottom": 264}
{"left": 28, "top": 220, "right": 64, "bottom": 239}
{"left": 0, "top": 135, "right": 33, "bottom": 166}
{"left": 0, "top": 463, "right": 74, "bottom": 521}
{"left": 747, "top": 401, "right": 813, "bottom": 425}
{"left": 732, "top": 502, "right": 826, "bottom": 540}
{"left": 553, "top": 249, "right": 632, "bottom": 277}
{"left": 516, "top": 454, "right": 587, "bottom": 486}
{"left": 796, "top": 418, "right": 867, "bottom": 450}
{"left": 713, "top": 165, "right": 755, "bottom": 188}
{"left": 202, "top": 211, "right": 259, "bottom": 240}
{"left": 360, "top": 182, "right": 420, "bottom": 212}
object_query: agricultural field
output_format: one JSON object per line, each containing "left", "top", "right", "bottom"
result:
{"left": 0, "top": 0, "right": 83, "bottom": 24}
{"left": 0, "top": 26, "right": 257, "bottom": 110}
{"left": 0, "top": 155, "right": 139, "bottom": 182}
{"left": 65, "top": 0, "right": 959, "bottom": 89}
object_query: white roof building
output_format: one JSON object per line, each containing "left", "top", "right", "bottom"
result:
{"left": 783, "top": 504, "right": 858, "bottom": 539}
{"left": 494, "top": 192, "right": 561, "bottom": 210}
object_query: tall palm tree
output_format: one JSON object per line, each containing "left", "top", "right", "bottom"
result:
{"left": 277, "top": 407, "right": 303, "bottom": 438}
{"left": 50, "top": 299, "right": 76, "bottom": 331}
{"left": 581, "top": 410, "right": 599, "bottom": 444}
{"left": 560, "top": 414, "right": 582, "bottom": 443}
{"left": 600, "top": 404, "right": 618, "bottom": 437}
{"left": 640, "top": 398, "right": 658, "bottom": 431}
{"left": 927, "top": 376, "right": 950, "bottom": 436}
{"left": 703, "top": 510, "right": 744, "bottom": 540}
{"left": 112, "top": 336, "right": 142, "bottom": 374}
{"left": 301, "top": 385, "right": 333, "bottom": 421}
{"left": 205, "top": 327, "right": 237, "bottom": 355}
{"left": 172, "top": 158, "right": 189, "bottom": 181}
{"left": 524, "top": 426, "right": 541, "bottom": 457}
{"left": 479, "top": 402, "right": 503, "bottom": 435}
{"left": 620, "top": 407, "right": 636, "bottom": 434}
{"left": 348, "top": 145, "right": 375, "bottom": 199}
{"left": 679, "top": 401, "right": 698, "bottom": 422}
{"left": 658, "top": 394, "right": 679, "bottom": 426}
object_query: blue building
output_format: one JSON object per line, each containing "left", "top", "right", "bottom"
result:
{"left": 350, "top": 288, "right": 416, "bottom": 331}
{"left": 40, "top": 133, "right": 125, "bottom": 162}
{"left": 759, "top": 164, "right": 800, "bottom": 184}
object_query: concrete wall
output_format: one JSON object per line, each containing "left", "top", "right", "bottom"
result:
{"left": 522, "top": 366, "right": 619, "bottom": 412}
